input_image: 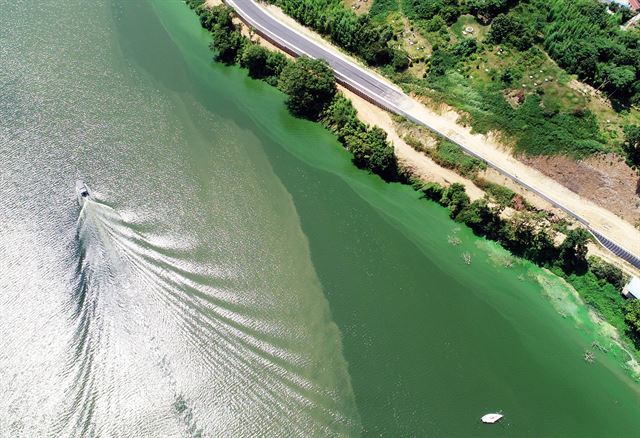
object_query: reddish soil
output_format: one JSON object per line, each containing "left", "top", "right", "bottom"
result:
{"left": 519, "top": 153, "right": 640, "bottom": 224}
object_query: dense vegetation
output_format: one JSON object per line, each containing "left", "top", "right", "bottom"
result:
{"left": 542, "top": 0, "right": 639, "bottom": 107}
{"left": 369, "top": 0, "right": 638, "bottom": 161}
{"left": 401, "top": 21, "right": 607, "bottom": 157}
{"left": 264, "top": 0, "right": 402, "bottom": 66}
{"left": 418, "top": 179, "right": 590, "bottom": 272}
{"left": 400, "top": 0, "right": 640, "bottom": 106}
{"left": 184, "top": 0, "right": 640, "bottom": 356}
{"left": 416, "top": 177, "right": 640, "bottom": 348}
{"left": 189, "top": 1, "right": 399, "bottom": 179}
{"left": 249, "top": 0, "right": 640, "bottom": 161}
{"left": 322, "top": 95, "right": 399, "bottom": 178}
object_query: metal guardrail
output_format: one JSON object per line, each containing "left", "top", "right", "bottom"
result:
{"left": 590, "top": 231, "right": 640, "bottom": 269}
{"left": 226, "top": 0, "right": 640, "bottom": 270}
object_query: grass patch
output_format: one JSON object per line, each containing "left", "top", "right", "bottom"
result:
{"left": 475, "top": 179, "right": 516, "bottom": 207}
{"left": 425, "top": 139, "right": 487, "bottom": 178}
{"left": 369, "top": 0, "right": 398, "bottom": 19}
{"left": 561, "top": 270, "right": 628, "bottom": 333}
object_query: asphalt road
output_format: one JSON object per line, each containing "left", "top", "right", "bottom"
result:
{"left": 226, "top": 0, "right": 640, "bottom": 270}
{"left": 226, "top": 0, "right": 410, "bottom": 109}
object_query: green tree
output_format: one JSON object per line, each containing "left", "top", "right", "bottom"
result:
{"left": 424, "top": 15, "right": 447, "bottom": 33}
{"left": 366, "top": 127, "right": 397, "bottom": 179}
{"left": 589, "top": 256, "right": 626, "bottom": 291}
{"left": 321, "top": 94, "right": 360, "bottom": 139}
{"left": 392, "top": 50, "right": 409, "bottom": 72}
{"left": 622, "top": 124, "right": 640, "bottom": 167}
{"left": 420, "top": 182, "right": 445, "bottom": 201}
{"left": 500, "top": 68, "right": 515, "bottom": 85}
{"left": 558, "top": 228, "right": 590, "bottom": 273}
{"left": 467, "top": 0, "right": 508, "bottom": 24}
{"left": 528, "top": 230, "right": 558, "bottom": 265}
{"left": 240, "top": 44, "right": 269, "bottom": 78}
{"left": 441, "top": 183, "right": 470, "bottom": 218}
{"left": 266, "top": 52, "right": 289, "bottom": 78}
{"left": 456, "top": 199, "right": 495, "bottom": 231}
{"left": 489, "top": 14, "right": 533, "bottom": 51}
{"left": 406, "top": 0, "right": 461, "bottom": 24}
{"left": 205, "top": 5, "right": 246, "bottom": 64}
{"left": 278, "top": 56, "right": 337, "bottom": 119}
{"left": 344, "top": 126, "right": 398, "bottom": 179}
{"left": 624, "top": 299, "right": 640, "bottom": 343}
{"left": 202, "top": 5, "right": 234, "bottom": 31}
{"left": 596, "top": 63, "right": 636, "bottom": 91}
{"left": 210, "top": 29, "right": 246, "bottom": 63}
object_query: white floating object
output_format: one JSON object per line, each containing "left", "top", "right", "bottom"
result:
{"left": 481, "top": 413, "right": 504, "bottom": 424}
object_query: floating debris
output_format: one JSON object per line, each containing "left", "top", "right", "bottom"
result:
{"left": 584, "top": 350, "right": 595, "bottom": 363}
{"left": 592, "top": 341, "right": 609, "bottom": 353}
{"left": 448, "top": 235, "right": 462, "bottom": 246}
{"left": 462, "top": 252, "right": 472, "bottom": 265}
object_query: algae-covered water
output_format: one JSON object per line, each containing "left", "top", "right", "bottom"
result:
{"left": 1, "top": 0, "right": 639, "bottom": 435}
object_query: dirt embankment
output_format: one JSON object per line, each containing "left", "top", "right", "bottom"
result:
{"left": 520, "top": 153, "right": 640, "bottom": 225}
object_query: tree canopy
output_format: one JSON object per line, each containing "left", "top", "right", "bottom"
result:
{"left": 278, "top": 56, "right": 337, "bottom": 119}
{"left": 625, "top": 300, "right": 640, "bottom": 343}
{"left": 623, "top": 124, "right": 640, "bottom": 167}
{"left": 240, "top": 44, "right": 269, "bottom": 78}
{"left": 488, "top": 13, "right": 534, "bottom": 51}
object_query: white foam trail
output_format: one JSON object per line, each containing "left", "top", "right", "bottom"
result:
{"left": 52, "top": 199, "right": 356, "bottom": 436}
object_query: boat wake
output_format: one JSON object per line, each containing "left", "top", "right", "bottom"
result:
{"left": 47, "top": 197, "right": 359, "bottom": 436}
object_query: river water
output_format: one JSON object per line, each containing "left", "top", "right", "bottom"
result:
{"left": 1, "top": 0, "right": 639, "bottom": 436}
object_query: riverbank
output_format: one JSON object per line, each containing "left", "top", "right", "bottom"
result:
{"left": 188, "top": 0, "right": 640, "bottom": 376}
{"left": 243, "top": 0, "right": 640, "bottom": 269}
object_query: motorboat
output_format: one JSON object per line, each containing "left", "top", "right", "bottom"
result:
{"left": 481, "top": 413, "right": 504, "bottom": 424}
{"left": 75, "top": 180, "right": 90, "bottom": 206}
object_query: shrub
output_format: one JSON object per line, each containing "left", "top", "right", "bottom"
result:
{"left": 426, "top": 140, "right": 486, "bottom": 178}
{"left": 441, "top": 183, "right": 470, "bottom": 217}
{"left": 369, "top": 0, "right": 399, "bottom": 19}
{"left": 588, "top": 256, "right": 627, "bottom": 291}
{"left": 420, "top": 182, "right": 445, "bottom": 201}
{"left": 240, "top": 44, "right": 269, "bottom": 78}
